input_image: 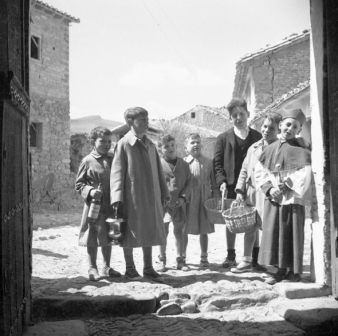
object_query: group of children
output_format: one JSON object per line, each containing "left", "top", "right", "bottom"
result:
{"left": 76, "top": 101, "right": 312, "bottom": 285}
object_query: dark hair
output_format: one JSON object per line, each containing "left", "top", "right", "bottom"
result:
{"left": 264, "top": 112, "right": 282, "bottom": 125}
{"left": 124, "top": 107, "right": 148, "bottom": 122}
{"left": 158, "top": 134, "right": 175, "bottom": 148}
{"left": 185, "top": 133, "right": 201, "bottom": 146}
{"left": 89, "top": 126, "right": 112, "bottom": 141}
{"left": 226, "top": 98, "right": 248, "bottom": 117}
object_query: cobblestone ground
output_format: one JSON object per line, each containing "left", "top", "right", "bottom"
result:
{"left": 31, "top": 198, "right": 312, "bottom": 336}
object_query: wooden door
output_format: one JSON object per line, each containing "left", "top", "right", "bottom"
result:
{"left": 0, "top": 0, "right": 32, "bottom": 335}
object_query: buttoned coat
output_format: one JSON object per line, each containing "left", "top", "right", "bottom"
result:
{"left": 76, "top": 150, "right": 113, "bottom": 247}
{"left": 214, "top": 127, "right": 262, "bottom": 187}
{"left": 235, "top": 139, "right": 270, "bottom": 228}
{"left": 161, "top": 157, "right": 192, "bottom": 224}
{"left": 184, "top": 154, "right": 221, "bottom": 235}
{"left": 110, "top": 131, "right": 170, "bottom": 248}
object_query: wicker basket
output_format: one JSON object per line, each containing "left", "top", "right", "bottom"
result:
{"left": 204, "top": 197, "right": 235, "bottom": 224}
{"left": 222, "top": 201, "right": 257, "bottom": 233}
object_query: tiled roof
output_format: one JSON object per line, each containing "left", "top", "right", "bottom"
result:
{"left": 249, "top": 79, "right": 310, "bottom": 125}
{"left": 238, "top": 29, "right": 310, "bottom": 64}
{"left": 32, "top": 0, "right": 80, "bottom": 23}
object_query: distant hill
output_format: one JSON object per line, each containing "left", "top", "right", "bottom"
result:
{"left": 70, "top": 115, "right": 123, "bottom": 134}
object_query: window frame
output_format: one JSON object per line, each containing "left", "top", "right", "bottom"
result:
{"left": 30, "top": 35, "right": 41, "bottom": 60}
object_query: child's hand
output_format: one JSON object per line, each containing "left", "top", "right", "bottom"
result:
{"left": 270, "top": 187, "right": 283, "bottom": 199}
{"left": 111, "top": 201, "right": 123, "bottom": 218}
{"left": 175, "top": 197, "right": 185, "bottom": 208}
{"left": 90, "top": 188, "right": 102, "bottom": 200}
{"left": 236, "top": 193, "right": 244, "bottom": 202}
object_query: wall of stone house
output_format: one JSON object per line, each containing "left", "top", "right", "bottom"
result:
{"left": 252, "top": 39, "right": 310, "bottom": 113}
{"left": 30, "top": 8, "right": 72, "bottom": 188}
{"left": 175, "top": 110, "right": 230, "bottom": 133}
{"left": 309, "top": 0, "right": 331, "bottom": 286}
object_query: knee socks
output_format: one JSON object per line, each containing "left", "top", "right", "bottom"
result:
{"left": 123, "top": 248, "right": 135, "bottom": 269}
{"left": 101, "top": 246, "right": 112, "bottom": 269}
{"left": 87, "top": 246, "right": 98, "bottom": 269}
{"left": 143, "top": 246, "right": 153, "bottom": 270}
{"left": 252, "top": 247, "right": 260, "bottom": 265}
{"left": 227, "top": 249, "right": 236, "bottom": 261}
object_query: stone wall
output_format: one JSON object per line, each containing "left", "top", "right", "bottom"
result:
{"left": 30, "top": 7, "right": 73, "bottom": 187}
{"left": 252, "top": 39, "right": 310, "bottom": 112}
{"left": 175, "top": 109, "right": 231, "bottom": 133}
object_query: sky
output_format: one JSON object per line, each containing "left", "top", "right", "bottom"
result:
{"left": 44, "top": 0, "right": 310, "bottom": 122}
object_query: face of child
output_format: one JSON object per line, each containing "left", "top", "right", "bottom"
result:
{"left": 261, "top": 118, "right": 279, "bottom": 143}
{"left": 230, "top": 107, "right": 250, "bottom": 130}
{"left": 279, "top": 118, "right": 302, "bottom": 140}
{"left": 161, "top": 140, "right": 177, "bottom": 160}
{"left": 94, "top": 135, "right": 112, "bottom": 155}
{"left": 185, "top": 136, "right": 202, "bottom": 158}
{"left": 129, "top": 113, "right": 149, "bottom": 136}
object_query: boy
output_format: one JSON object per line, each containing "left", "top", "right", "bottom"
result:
{"left": 184, "top": 133, "right": 220, "bottom": 266}
{"left": 257, "top": 108, "right": 312, "bottom": 284}
{"left": 156, "top": 134, "right": 192, "bottom": 272}
{"left": 232, "top": 112, "right": 282, "bottom": 273}
{"left": 76, "top": 127, "right": 121, "bottom": 281}
{"left": 214, "top": 98, "right": 262, "bottom": 269}
{"left": 110, "top": 107, "right": 170, "bottom": 283}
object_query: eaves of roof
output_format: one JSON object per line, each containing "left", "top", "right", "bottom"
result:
{"left": 237, "top": 30, "right": 310, "bottom": 64}
{"left": 32, "top": 0, "right": 80, "bottom": 23}
{"left": 249, "top": 79, "right": 310, "bottom": 125}
{"left": 233, "top": 30, "right": 310, "bottom": 99}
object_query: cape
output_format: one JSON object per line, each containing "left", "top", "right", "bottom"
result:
{"left": 258, "top": 138, "right": 311, "bottom": 173}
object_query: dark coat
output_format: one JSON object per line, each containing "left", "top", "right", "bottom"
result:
{"left": 110, "top": 131, "right": 170, "bottom": 248}
{"left": 75, "top": 150, "right": 113, "bottom": 247}
{"left": 214, "top": 127, "right": 262, "bottom": 186}
{"left": 161, "top": 157, "right": 192, "bottom": 224}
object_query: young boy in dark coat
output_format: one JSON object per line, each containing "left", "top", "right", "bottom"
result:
{"left": 76, "top": 127, "right": 121, "bottom": 281}
{"left": 156, "top": 134, "right": 192, "bottom": 272}
{"left": 257, "top": 108, "right": 312, "bottom": 284}
{"left": 110, "top": 107, "right": 170, "bottom": 283}
{"left": 214, "top": 98, "right": 262, "bottom": 269}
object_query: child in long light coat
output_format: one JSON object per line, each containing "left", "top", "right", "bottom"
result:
{"left": 184, "top": 133, "right": 220, "bottom": 266}
{"left": 110, "top": 107, "right": 170, "bottom": 283}
{"left": 233, "top": 112, "right": 282, "bottom": 273}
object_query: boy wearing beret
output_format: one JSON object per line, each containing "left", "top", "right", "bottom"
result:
{"left": 257, "top": 108, "right": 312, "bottom": 284}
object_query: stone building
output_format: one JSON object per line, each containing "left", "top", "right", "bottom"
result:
{"left": 249, "top": 80, "right": 311, "bottom": 142}
{"left": 30, "top": 0, "right": 79, "bottom": 187}
{"left": 233, "top": 30, "right": 310, "bottom": 115}
{"left": 173, "top": 105, "right": 231, "bottom": 133}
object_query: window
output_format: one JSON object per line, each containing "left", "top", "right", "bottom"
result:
{"left": 30, "top": 122, "right": 42, "bottom": 148}
{"left": 31, "top": 36, "right": 40, "bottom": 60}
{"left": 191, "top": 112, "right": 196, "bottom": 119}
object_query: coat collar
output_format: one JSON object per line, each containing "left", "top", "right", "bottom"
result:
{"left": 185, "top": 154, "right": 206, "bottom": 164}
{"left": 124, "top": 130, "right": 152, "bottom": 147}
{"left": 90, "top": 149, "right": 113, "bottom": 159}
{"left": 161, "top": 157, "right": 175, "bottom": 176}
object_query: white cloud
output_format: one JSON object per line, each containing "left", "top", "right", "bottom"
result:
{"left": 120, "top": 63, "right": 226, "bottom": 90}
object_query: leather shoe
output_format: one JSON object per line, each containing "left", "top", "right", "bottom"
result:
{"left": 102, "top": 267, "right": 121, "bottom": 278}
